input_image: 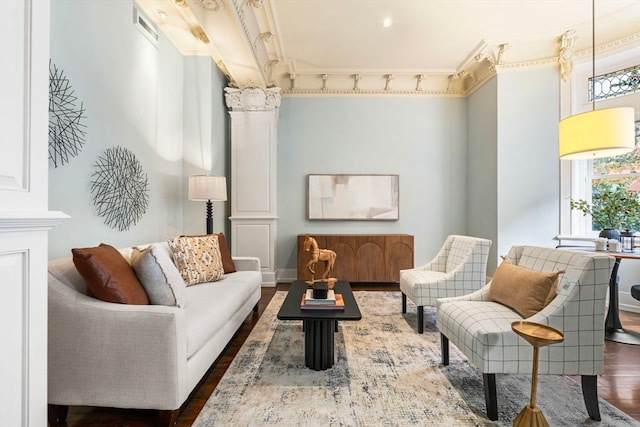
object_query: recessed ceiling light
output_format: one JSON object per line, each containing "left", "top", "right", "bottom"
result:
{"left": 157, "top": 10, "right": 168, "bottom": 19}
{"left": 382, "top": 17, "right": 393, "bottom": 28}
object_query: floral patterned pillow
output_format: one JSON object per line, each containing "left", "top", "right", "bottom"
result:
{"left": 167, "top": 235, "right": 224, "bottom": 286}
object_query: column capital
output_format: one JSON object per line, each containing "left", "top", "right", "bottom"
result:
{"left": 224, "top": 87, "right": 281, "bottom": 111}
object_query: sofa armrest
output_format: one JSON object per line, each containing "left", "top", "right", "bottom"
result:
{"left": 436, "top": 284, "right": 490, "bottom": 308}
{"left": 232, "top": 256, "right": 261, "bottom": 272}
{"left": 48, "top": 275, "right": 189, "bottom": 410}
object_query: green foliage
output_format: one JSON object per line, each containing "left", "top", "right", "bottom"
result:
{"left": 571, "top": 182, "right": 640, "bottom": 231}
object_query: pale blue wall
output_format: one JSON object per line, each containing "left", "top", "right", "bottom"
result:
{"left": 182, "top": 57, "right": 230, "bottom": 237}
{"left": 496, "top": 67, "right": 560, "bottom": 258}
{"left": 466, "top": 68, "right": 561, "bottom": 273}
{"left": 48, "top": 1, "right": 228, "bottom": 258}
{"left": 467, "top": 77, "right": 499, "bottom": 271}
{"left": 277, "top": 97, "right": 468, "bottom": 270}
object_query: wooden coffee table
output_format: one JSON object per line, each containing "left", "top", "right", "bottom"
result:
{"left": 277, "top": 280, "right": 361, "bottom": 370}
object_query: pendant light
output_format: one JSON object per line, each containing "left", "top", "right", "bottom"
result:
{"left": 558, "top": 0, "right": 635, "bottom": 160}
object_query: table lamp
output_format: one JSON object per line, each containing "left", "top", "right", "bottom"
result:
{"left": 188, "top": 175, "right": 227, "bottom": 234}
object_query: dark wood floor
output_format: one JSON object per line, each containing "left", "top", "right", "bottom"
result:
{"left": 54, "top": 284, "right": 640, "bottom": 426}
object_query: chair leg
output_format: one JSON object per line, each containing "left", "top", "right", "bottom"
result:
{"left": 440, "top": 333, "right": 449, "bottom": 365}
{"left": 401, "top": 292, "right": 407, "bottom": 313}
{"left": 483, "top": 373, "right": 498, "bottom": 421}
{"left": 417, "top": 305, "right": 424, "bottom": 333}
{"left": 581, "top": 375, "right": 601, "bottom": 421}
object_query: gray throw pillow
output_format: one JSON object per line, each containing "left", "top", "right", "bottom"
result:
{"left": 131, "top": 243, "right": 186, "bottom": 307}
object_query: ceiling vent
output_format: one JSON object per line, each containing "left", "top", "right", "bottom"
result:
{"left": 133, "top": 6, "right": 159, "bottom": 46}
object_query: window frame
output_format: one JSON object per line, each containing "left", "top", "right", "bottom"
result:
{"left": 560, "top": 45, "right": 640, "bottom": 237}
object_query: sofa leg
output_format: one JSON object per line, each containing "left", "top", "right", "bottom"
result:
{"left": 253, "top": 302, "right": 259, "bottom": 313}
{"left": 48, "top": 404, "right": 68, "bottom": 426}
{"left": 483, "top": 373, "right": 498, "bottom": 421}
{"left": 418, "top": 305, "right": 424, "bottom": 333}
{"left": 401, "top": 292, "right": 407, "bottom": 313}
{"left": 441, "top": 333, "right": 449, "bottom": 365}
{"left": 159, "top": 409, "right": 180, "bottom": 426}
{"left": 582, "top": 375, "right": 601, "bottom": 421}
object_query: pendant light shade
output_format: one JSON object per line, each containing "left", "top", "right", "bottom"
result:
{"left": 558, "top": 0, "right": 636, "bottom": 160}
{"left": 559, "top": 107, "right": 635, "bottom": 159}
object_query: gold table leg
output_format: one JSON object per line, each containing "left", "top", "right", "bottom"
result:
{"left": 513, "top": 346, "right": 550, "bottom": 427}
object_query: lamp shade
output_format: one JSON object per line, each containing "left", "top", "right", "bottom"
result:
{"left": 188, "top": 175, "right": 227, "bottom": 201}
{"left": 559, "top": 107, "right": 635, "bottom": 160}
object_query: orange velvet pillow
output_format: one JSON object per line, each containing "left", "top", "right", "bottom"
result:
{"left": 72, "top": 243, "right": 149, "bottom": 305}
{"left": 488, "top": 259, "right": 563, "bottom": 318}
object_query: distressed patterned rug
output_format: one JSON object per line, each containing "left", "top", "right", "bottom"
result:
{"left": 194, "top": 291, "right": 639, "bottom": 426}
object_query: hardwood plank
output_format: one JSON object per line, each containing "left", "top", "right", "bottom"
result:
{"left": 54, "top": 285, "right": 640, "bottom": 425}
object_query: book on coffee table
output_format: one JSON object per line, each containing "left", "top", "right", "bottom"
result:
{"left": 304, "top": 289, "right": 337, "bottom": 304}
{"left": 301, "top": 291, "right": 345, "bottom": 310}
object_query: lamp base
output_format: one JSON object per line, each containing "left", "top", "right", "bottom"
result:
{"left": 206, "top": 200, "right": 213, "bottom": 235}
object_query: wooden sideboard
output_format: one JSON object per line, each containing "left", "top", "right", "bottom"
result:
{"left": 297, "top": 234, "right": 414, "bottom": 283}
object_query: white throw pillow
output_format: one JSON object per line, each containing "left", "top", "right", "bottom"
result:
{"left": 131, "top": 243, "right": 186, "bottom": 307}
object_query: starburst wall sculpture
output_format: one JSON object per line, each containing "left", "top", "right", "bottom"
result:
{"left": 49, "top": 60, "right": 87, "bottom": 167}
{"left": 90, "top": 146, "right": 150, "bottom": 231}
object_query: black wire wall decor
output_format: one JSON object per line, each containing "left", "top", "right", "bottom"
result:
{"left": 90, "top": 146, "right": 150, "bottom": 231}
{"left": 49, "top": 60, "right": 87, "bottom": 167}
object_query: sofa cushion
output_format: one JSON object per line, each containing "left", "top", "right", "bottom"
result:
{"left": 131, "top": 243, "right": 186, "bottom": 307}
{"left": 488, "top": 259, "right": 563, "bottom": 318}
{"left": 184, "top": 271, "right": 262, "bottom": 357}
{"left": 167, "top": 235, "right": 224, "bottom": 286}
{"left": 72, "top": 243, "right": 149, "bottom": 305}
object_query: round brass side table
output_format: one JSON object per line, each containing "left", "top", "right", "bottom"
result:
{"left": 511, "top": 321, "right": 564, "bottom": 427}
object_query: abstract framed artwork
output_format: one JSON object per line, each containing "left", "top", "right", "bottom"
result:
{"left": 308, "top": 174, "right": 399, "bottom": 220}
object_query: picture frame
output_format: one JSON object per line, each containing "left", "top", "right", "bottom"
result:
{"left": 307, "top": 174, "right": 399, "bottom": 220}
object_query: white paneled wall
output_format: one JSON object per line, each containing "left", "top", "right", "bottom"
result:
{"left": 0, "top": 2, "right": 68, "bottom": 426}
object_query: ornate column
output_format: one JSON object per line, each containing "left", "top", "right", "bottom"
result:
{"left": 224, "top": 87, "right": 280, "bottom": 285}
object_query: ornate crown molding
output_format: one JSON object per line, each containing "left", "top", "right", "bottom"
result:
{"left": 191, "top": 0, "right": 225, "bottom": 12}
{"left": 280, "top": 88, "right": 464, "bottom": 97}
{"left": 228, "top": 0, "right": 272, "bottom": 86}
{"left": 559, "top": 30, "right": 577, "bottom": 81}
{"left": 225, "top": 87, "right": 281, "bottom": 111}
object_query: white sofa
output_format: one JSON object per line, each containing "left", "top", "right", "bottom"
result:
{"left": 47, "top": 241, "right": 262, "bottom": 425}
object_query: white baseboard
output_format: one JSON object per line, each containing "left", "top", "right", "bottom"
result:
{"left": 277, "top": 269, "right": 297, "bottom": 283}
{"left": 620, "top": 302, "right": 640, "bottom": 314}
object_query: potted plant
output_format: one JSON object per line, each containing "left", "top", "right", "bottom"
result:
{"left": 570, "top": 183, "right": 640, "bottom": 239}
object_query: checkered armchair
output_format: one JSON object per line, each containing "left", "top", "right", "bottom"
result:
{"left": 436, "top": 246, "right": 615, "bottom": 421}
{"left": 400, "top": 235, "right": 491, "bottom": 333}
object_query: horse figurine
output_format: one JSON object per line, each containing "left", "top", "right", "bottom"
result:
{"left": 303, "top": 234, "right": 337, "bottom": 283}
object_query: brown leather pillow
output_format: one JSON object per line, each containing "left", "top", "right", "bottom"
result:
{"left": 488, "top": 259, "right": 563, "bottom": 318}
{"left": 217, "top": 233, "right": 237, "bottom": 274}
{"left": 72, "top": 243, "right": 149, "bottom": 305}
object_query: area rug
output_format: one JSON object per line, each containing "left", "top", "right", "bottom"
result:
{"left": 194, "top": 291, "right": 639, "bottom": 426}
